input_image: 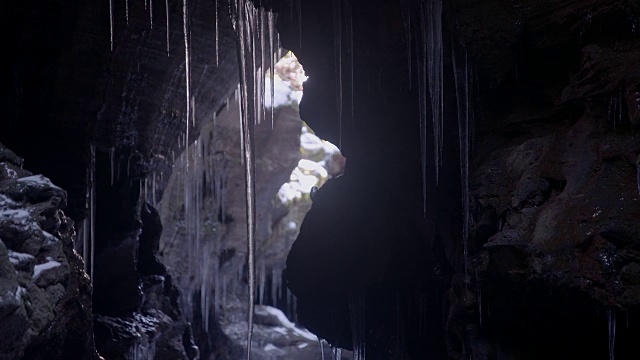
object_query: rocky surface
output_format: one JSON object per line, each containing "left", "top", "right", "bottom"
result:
{"left": 157, "top": 87, "right": 314, "bottom": 358}
{"left": 0, "top": 142, "right": 100, "bottom": 360}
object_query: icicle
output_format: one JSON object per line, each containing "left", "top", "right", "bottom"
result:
{"left": 349, "top": 292, "right": 366, "bottom": 360}
{"left": 165, "top": 0, "right": 170, "bottom": 55}
{"left": 109, "top": 0, "right": 114, "bottom": 51}
{"left": 183, "top": 0, "right": 192, "bottom": 133}
{"left": 418, "top": 5, "right": 428, "bottom": 217}
{"left": 234, "top": 2, "right": 261, "bottom": 357}
{"left": 452, "top": 46, "right": 471, "bottom": 283}
{"left": 332, "top": 0, "right": 343, "bottom": 148}
{"left": 296, "top": 0, "right": 302, "bottom": 49}
{"left": 215, "top": 0, "right": 219, "bottom": 66}
{"left": 318, "top": 337, "right": 326, "bottom": 360}
{"left": 89, "top": 144, "right": 96, "bottom": 284}
{"left": 401, "top": 0, "right": 412, "bottom": 89}
{"left": 426, "top": 0, "right": 444, "bottom": 181}
{"left": 333, "top": 346, "right": 342, "bottom": 360}
{"left": 345, "top": 0, "right": 354, "bottom": 123}
{"left": 150, "top": 173, "right": 155, "bottom": 205}
{"left": 271, "top": 267, "right": 280, "bottom": 305}
{"left": 150, "top": 0, "right": 154, "bottom": 29}
{"left": 109, "top": 147, "right": 115, "bottom": 185}
{"left": 268, "top": 12, "right": 276, "bottom": 128}
{"left": 636, "top": 154, "right": 640, "bottom": 196}
{"left": 475, "top": 269, "right": 482, "bottom": 325}
{"left": 259, "top": 260, "right": 266, "bottom": 304}
{"left": 608, "top": 308, "right": 616, "bottom": 360}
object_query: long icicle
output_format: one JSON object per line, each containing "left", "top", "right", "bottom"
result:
{"left": 89, "top": 144, "right": 96, "bottom": 284}
{"left": 345, "top": 0, "right": 354, "bottom": 123}
{"left": 165, "top": 0, "right": 170, "bottom": 55}
{"left": 608, "top": 308, "right": 616, "bottom": 360}
{"left": 401, "top": 0, "right": 411, "bottom": 89}
{"left": 418, "top": 3, "right": 428, "bottom": 217}
{"left": 426, "top": 0, "right": 444, "bottom": 182}
{"left": 215, "top": 0, "right": 219, "bottom": 66}
{"left": 268, "top": 12, "right": 276, "bottom": 128}
{"left": 332, "top": 0, "right": 343, "bottom": 148}
{"left": 236, "top": 1, "right": 257, "bottom": 358}
{"left": 452, "top": 45, "right": 470, "bottom": 283}
{"left": 109, "top": 0, "right": 114, "bottom": 51}
{"left": 150, "top": 0, "right": 154, "bottom": 29}
{"left": 183, "top": 0, "right": 192, "bottom": 130}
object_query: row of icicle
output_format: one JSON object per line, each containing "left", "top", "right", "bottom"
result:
{"left": 102, "top": 0, "right": 472, "bottom": 358}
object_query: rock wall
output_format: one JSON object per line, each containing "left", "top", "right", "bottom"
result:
{"left": 0, "top": 143, "right": 100, "bottom": 360}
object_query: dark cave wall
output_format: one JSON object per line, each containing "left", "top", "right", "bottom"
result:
{"left": 3, "top": 0, "right": 241, "bottom": 221}
{"left": 278, "top": 0, "right": 640, "bottom": 358}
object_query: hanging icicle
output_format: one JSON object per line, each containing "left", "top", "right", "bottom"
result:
{"left": 417, "top": 3, "right": 428, "bottom": 217}
{"left": 183, "top": 0, "right": 192, "bottom": 133}
{"left": 233, "top": 1, "right": 276, "bottom": 357}
{"left": 401, "top": 0, "right": 412, "bottom": 89}
{"left": 452, "top": 46, "right": 472, "bottom": 283}
{"left": 215, "top": 0, "right": 220, "bottom": 66}
{"left": 349, "top": 291, "right": 366, "bottom": 360}
{"left": 332, "top": 0, "right": 343, "bottom": 148}
{"left": 426, "top": 0, "right": 444, "bottom": 182}
{"left": 89, "top": 144, "right": 96, "bottom": 284}
{"left": 109, "top": 0, "right": 115, "bottom": 51}
{"left": 165, "top": 0, "right": 170, "bottom": 55}
{"left": 150, "top": 0, "right": 154, "bottom": 29}
{"left": 608, "top": 308, "right": 616, "bottom": 360}
{"left": 268, "top": 12, "right": 276, "bottom": 128}
{"left": 345, "top": 0, "right": 354, "bottom": 123}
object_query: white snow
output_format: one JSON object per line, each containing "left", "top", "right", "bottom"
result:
{"left": 0, "top": 209, "right": 31, "bottom": 224}
{"left": 257, "top": 305, "right": 318, "bottom": 341}
{"left": 297, "top": 342, "right": 309, "bottom": 349}
{"left": 272, "top": 326, "right": 288, "bottom": 336}
{"left": 277, "top": 158, "right": 332, "bottom": 203}
{"left": 298, "top": 159, "right": 329, "bottom": 178}
{"left": 300, "top": 130, "right": 324, "bottom": 152}
{"left": 33, "top": 257, "right": 62, "bottom": 279}
{"left": 17, "top": 175, "right": 61, "bottom": 189}
{"left": 0, "top": 194, "right": 17, "bottom": 207}
{"left": 42, "top": 231, "right": 59, "bottom": 243}
{"left": 264, "top": 343, "right": 279, "bottom": 351}
{"left": 265, "top": 76, "right": 303, "bottom": 108}
{"left": 15, "top": 286, "right": 26, "bottom": 301}
{"left": 8, "top": 251, "right": 34, "bottom": 265}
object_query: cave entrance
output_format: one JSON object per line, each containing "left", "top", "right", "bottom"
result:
{"left": 157, "top": 50, "right": 347, "bottom": 358}
{"left": 254, "top": 50, "right": 348, "bottom": 356}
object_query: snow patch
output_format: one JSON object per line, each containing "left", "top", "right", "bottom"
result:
{"left": 256, "top": 306, "right": 318, "bottom": 341}
{"left": 264, "top": 343, "right": 279, "bottom": 351}
{"left": 0, "top": 194, "right": 17, "bottom": 207}
{"left": 17, "top": 175, "right": 61, "bottom": 189}
{"left": 42, "top": 231, "right": 59, "bottom": 243}
{"left": 33, "top": 257, "right": 62, "bottom": 279}
{"left": 8, "top": 251, "right": 34, "bottom": 265}
{"left": 265, "top": 76, "right": 303, "bottom": 108}
{"left": 15, "top": 286, "right": 26, "bottom": 301}
{"left": 0, "top": 209, "right": 31, "bottom": 224}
